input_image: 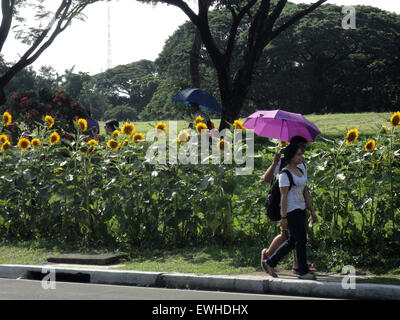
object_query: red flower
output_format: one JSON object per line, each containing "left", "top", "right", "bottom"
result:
{"left": 47, "top": 104, "right": 53, "bottom": 110}
{"left": 13, "top": 93, "right": 22, "bottom": 100}
{"left": 70, "top": 101, "right": 78, "bottom": 109}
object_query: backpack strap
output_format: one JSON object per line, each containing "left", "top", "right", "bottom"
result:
{"left": 281, "top": 169, "right": 295, "bottom": 191}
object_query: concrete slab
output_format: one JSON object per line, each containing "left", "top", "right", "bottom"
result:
{"left": 47, "top": 253, "right": 121, "bottom": 265}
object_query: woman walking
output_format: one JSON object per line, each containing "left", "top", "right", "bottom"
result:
{"left": 262, "top": 143, "right": 317, "bottom": 280}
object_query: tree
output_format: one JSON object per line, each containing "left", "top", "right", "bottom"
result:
{"left": 104, "top": 104, "right": 137, "bottom": 121}
{"left": 137, "top": 0, "right": 328, "bottom": 130}
{"left": 92, "top": 60, "right": 159, "bottom": 113}
{"left": 0, "top": 0, "right": 103, "bottom": 105}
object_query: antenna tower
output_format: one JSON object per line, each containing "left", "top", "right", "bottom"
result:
{"left": 107, "top": 3, "right": 112, "bottom": 70}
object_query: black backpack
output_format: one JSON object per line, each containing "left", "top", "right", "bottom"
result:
{"left": 265, "top": 166, "right": 303, "bottom": 221}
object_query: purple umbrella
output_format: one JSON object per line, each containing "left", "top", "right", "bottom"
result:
{"left": 243, "top": 109, "right": 321, "bottom": 142}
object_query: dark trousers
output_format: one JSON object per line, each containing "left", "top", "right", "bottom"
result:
{"left": 266, "top": 209, "right": 309, "bottom": 275}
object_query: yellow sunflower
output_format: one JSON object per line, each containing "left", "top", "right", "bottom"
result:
{"left": 194, "top": 115, "right": 204, "bottom": 124}
{"left": 345, "top": 129, "right": 359, "bottom": 145}
{"left": 1, "top": 141, "right": 12, "bottom": 152}
{"left": 77, "top": 119, "right": 87, "bottom": 132}
{"left": 17, "top": 138, "right": 31, "bottom": 151}
{"left": 87, "top": 139, "right": 98, "bottom": 145}
{"left": 217, "top": 139, "right": 229, "bottom": 151}
{"left": 196, "top": 122, "right": 208, "bottom": 134}
{"left": 381, "top": 123, "right": 389, "bottom": 134}
{"left": 123, "top": 139, "right": 129, "bottom": 146}
{"left": 86, "top": 139, "right": 98, "bottom": 152}
{"left": 133, "top": 133, "right": 145, "bottom": 145}
{"left": 155, "top": 122, "right": 167, "bottom": 137}
{"left": 112, "top": 130, "right": 120, "bottom": 137}
{"left": 31, "top": 138, "right": 41, "bottom": 148}
{"left": 0, "top": 134, "right": 8, "bottom": 144}
{"left": 279, "top": 140, "right": 289, "bottom": 147}
{"left": 390, "top": 111, "right": 400, "bottom": 128}
{"left": 233, "top": 120, "right": 246, "bottom": 131}
{"left": 107, "top": 139, "right": 121, "bottom": 150}
{"left": 49, "top": 132, "right": 60, "bottom": 145}
{"left": 364, "top": 139, "right": 376, "bottom": 152}
{"left": 121, "top": 123, "right": 136, "bottom": 137}
{"left": 177, "top": 130, "right": 190, "bottom": 144}
{"left": 55, "top": 167, "right": 63, "bottom": 177}
{"left": 45, "top": 115, "right": 55, "bottom": 129}
{"left": 2, "top": 111, "right": 12, "bottom": 127}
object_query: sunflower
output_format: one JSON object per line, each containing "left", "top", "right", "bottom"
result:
{"left": 17, "top": 138, "right": 31, "bottom": 151}
{"left": 382, "top": 123, "right": 389, "bottom": 134}
{"left": 233, "top": 120, "right": 246, "bottom": 131}
{"left": 45, "top": 115, "right": 55, "bottom": 129}
{"left": 123, "top": 139, "right": 129, "bottom": 146}
{"left": 279, "top": 140, "right": 289, "bottom": 147}
{"left": 0, "top": 134, "right": 8, "bottom": 144}
{"left": 155, "top": 122, "right": 167, "bottom": 137}
{"left": 345, "top": 129, "right": 359, "bottom": 145}
{"left": 107, "top": 139, "right": 121, "bottom": 150}
{"left": 194, "top": 115, "right": 204, "bottom": 124}
{"left": 121, "top": 123, "right": 136, "bottom": 137}
{"left": 1, "top": 141, "right": 12, "bottom": 152}
{"left": 112, "top": 130, "right": 120, "bottom": 137}
{"left": 31, "top": 138, "right": 41, "bottom": 148}
{"left": 87, "top": 139, "right": 98, "bottom": 145}
{"left": 364, "top": 139, "right": 376, "bottom": 152}
{"left": 196, "top": 122, "right": 208, "bottom": 134}
{"left": 49, "top": 132, "right": 60, "bottom": 145}
{"left": 86, "top": 139, "right": 98, "bottom": 152}
{"left": 217, "top": 139, "right": 229, "bottom": 151}
{"left": 390, "top": 111, "right": 400, "bottom": 128}
{"left": 77, "top": 119, "right": 87, "bottom": 132}
{"left": 133, "top": 133, "right": 145, "bottom": 145}
{"left": 2, "top": 111, "right": 12, "bottom": 127}
{"left": 177, "top": 130, "right": 190, "bottom": 144}
{"left": 55, "top": 167, "right": 63, "bottom": 177}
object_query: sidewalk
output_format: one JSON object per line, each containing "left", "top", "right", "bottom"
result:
{"left": 1, "top": 263, "right": 399, "bottom": 300}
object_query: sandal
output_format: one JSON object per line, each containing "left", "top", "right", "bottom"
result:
{"left": 292, "top": 267, "right": 317, "bottom": 274}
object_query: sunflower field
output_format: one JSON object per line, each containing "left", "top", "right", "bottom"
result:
{"left": 0, "top": 108, "right": 400, "bottom": 269}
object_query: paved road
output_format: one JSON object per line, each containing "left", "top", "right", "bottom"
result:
{"left": 0, "top": 278, "right": 326, "bottom": 300}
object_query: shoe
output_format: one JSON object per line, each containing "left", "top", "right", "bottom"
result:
{"left": 261, "top": 259, "right": 278, "bottom": 278}
{"left": 298, "top": 272, "right": 316, "bottom": 280}
{"left": 292, "top": 267, "right": 317, "bottom": 275}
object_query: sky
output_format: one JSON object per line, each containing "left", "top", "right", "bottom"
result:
{"left": 1, "top": 0, "right": 400, "bottom": 76}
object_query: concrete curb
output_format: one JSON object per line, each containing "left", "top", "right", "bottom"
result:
{"left": 1, "top": 264, "right": 399, "bottom": 300}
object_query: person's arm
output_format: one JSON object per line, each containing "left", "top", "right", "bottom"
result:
{"left": 304, "top": 186, "right": 318, "bottom": 222}
{"left": 280, "top": 186, "right": 289, "bottom": 230}
{"left": 263, "top": 152, "right": 281, "bottom": 182}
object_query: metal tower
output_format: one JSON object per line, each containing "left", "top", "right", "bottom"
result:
{"left": 107, "top": 3, "right": 112, "bottom": 70}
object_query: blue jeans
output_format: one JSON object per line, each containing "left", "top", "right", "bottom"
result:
{"left": 266, "top": 209, "right": 309, "bottom": 275}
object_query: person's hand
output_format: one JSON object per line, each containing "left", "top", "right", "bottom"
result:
{"left": 273, "top": 152, "right": 281, "bottom": 165}
{"left": 280, "top": 218, "right": 288, "bottom": 230}
{"left": 308, "top": 212, "right": 318, "bottom": 224}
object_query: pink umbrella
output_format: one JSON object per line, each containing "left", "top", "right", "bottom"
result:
{"left": 243, "top": 109, "right": 321, "bottom": 142}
